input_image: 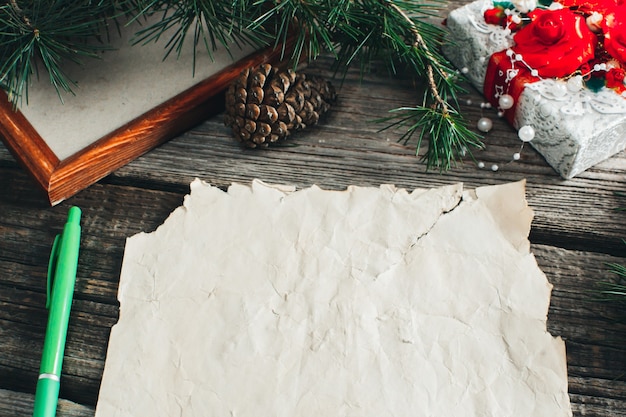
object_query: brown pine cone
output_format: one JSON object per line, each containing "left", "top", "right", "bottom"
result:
{"left": 224, "top": 63, "right": 337, "bottom": 148}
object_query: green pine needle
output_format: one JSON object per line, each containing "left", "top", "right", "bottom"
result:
{"left": 0, "top": 0, "right": 486, "bottom": 171}
{"left": 248, "top": 0, "right": 338, "bottom": 65}
{"left": 593, "top": 261, "right": 626, "bottom": 329}
{"left": 377, "top": 105, "right": 483, "bottom": 171}
{"left": 599, "top": 262, "right": 626, "bottom": 305}
{"left": 131, "top": 0, "right": 269, "bottom": 67}
{"left": 0, "top": 0, "right": 115, "bottom": 105}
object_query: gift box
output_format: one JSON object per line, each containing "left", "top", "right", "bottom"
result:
{"left": 443, "top": 0, "right": 626, "bottom": 178}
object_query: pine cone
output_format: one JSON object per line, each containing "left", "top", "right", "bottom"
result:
{"left": 224, "top": 63, "right": 336, "bottom": 148}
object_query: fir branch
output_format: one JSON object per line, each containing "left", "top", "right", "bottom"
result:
{"left": 602, "top": 259, "right": 626, "bottom": 303}
{"left": 0, "top": 0, "right": 116, "bottom": 105}
{"left": 329, "top": 0, "right": 482, "bottom": 169}
{"left": 378, "top": 105, "right": 482, "bottom": 170}
{"left": 594, "top": 261, "right": 626, "bottom": 327}
{"left": 594, "top": 203, "right": 626, "bottom": 325}
{"left": 386, "top": 0, "right": 447, "bottom": 113}
{"left": 0, "top": 0, "right": 484, "bottom": 171}
{"left": 131, "top": 0, "right": 269, "bottom": 66}
{"left": 248, "top": 0, "right": 338, "bottom": 64}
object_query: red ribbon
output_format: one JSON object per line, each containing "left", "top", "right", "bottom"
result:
{"left": 484, "top": 50, "right": 541, "bottom": 124}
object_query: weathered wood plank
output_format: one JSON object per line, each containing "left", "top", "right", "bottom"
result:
{"left": 1, "top": 163, "right": 624, "bottom": 416}
{"left": 0, "top": 389, "right": 93, "bottom": 417}
{"left": 1, "top": 1, "right": 625, "bottom": 413}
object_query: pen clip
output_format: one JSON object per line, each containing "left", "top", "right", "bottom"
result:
{"left": 46, "top": 234, "right": 61, "bottom": 309}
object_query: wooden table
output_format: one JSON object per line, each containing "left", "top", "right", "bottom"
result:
{"left": 1, "top": 17, "right": 626, "bottom": 416}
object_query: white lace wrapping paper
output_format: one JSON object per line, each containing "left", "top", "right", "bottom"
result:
{"left": 443, "top": 0, "right": 626, "bottom": 178}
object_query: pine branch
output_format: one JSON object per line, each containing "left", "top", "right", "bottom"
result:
{"left": 330, "top": 0, "right": 483, "bottom": 169}
{"left": 130, "top": 0, "right": 269, "bottom": 67}
{"left": 0, "top": 0, "right": 118, "bottom": 105}
{"left": 241, "top": 0, "right": 484, "bottom": 168}
{"left": 247, "top": 0, "right": 339, "bottom": 66}
{"left": 0, "top": 0, "right": 483, "bottom": 171}
{"left": 592, "top": 262, "right": 626, "bottom": 327}
{"left": 600, "top": 259, "right": 626, "bottom": 302}
{"left": 378, "top": 105, "right": 482, "bottom": 170}
{"left": 377, "top": 0, "right": 484, "bottom": 168}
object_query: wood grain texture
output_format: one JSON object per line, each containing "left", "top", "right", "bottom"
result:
{"left": 0, "top": 93, "right": 59, "bottom": 190}
{"left": 0, "top": 389, "right": 94, "bottom": 417}
{"left": 1, "top": 0, "right": 626, "bottom": 415}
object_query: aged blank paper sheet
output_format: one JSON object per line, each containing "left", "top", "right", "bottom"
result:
{"left": 96, "top": 179, "right": 572, "bottom": 417}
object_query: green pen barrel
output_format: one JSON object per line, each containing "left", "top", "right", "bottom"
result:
{"left": 33, "top": 378, "right": 60, "bottom": 417}
{"left": 33, "top": 207, "right": 81, "bottom": 417}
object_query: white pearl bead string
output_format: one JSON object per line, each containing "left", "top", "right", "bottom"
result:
{"left": 504, "top": 48, "right": 543, "bottom": 80}
{"left": 473, "top": 47, "right": 539, "bottom": 172}
{"left": 461, "top": 92, "right": 534, "bottom": 173}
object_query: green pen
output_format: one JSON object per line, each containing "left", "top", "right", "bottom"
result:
{"left": 33, "top": 206, "right": 82, "bottom": 417}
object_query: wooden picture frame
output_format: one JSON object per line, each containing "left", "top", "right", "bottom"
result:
{"left": 0, "top": 28, "right": 294, "bottom": 206}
